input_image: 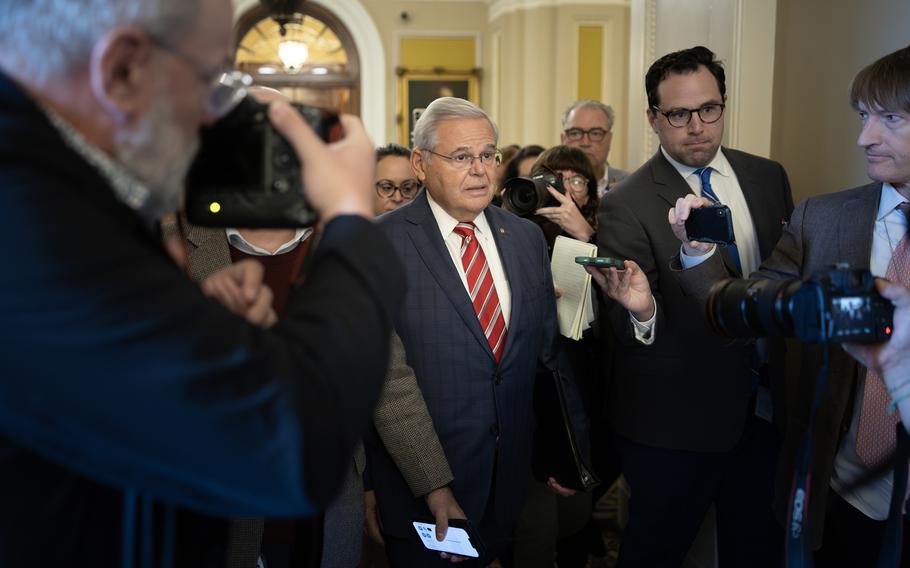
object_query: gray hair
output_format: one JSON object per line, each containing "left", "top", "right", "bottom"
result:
{"left": 412, "top": 97, "right": 499, "bottom": 152}
{"left": 561, "top": 99, "right": 616, "bottom": 131}
{"left": 0, "top": 0, "right": 200, "bottom": 86}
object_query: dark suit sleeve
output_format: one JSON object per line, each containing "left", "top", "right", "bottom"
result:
{"left": 373, "top": 332, "right": 454, "bottom": 497}
{"left": 0, "top": 214, "right": 404, "bottom": 517}
{"left": 597, "top": 194, "right": 666, "bottom": 345}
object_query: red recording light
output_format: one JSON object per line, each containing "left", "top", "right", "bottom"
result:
{"left": 886, "top": 326, "right": 892, "bottom": 336}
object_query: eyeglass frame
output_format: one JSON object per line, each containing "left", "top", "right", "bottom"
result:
{"left": 562, "top": 127, "right": 611, "bottom": 143}
{"left": 375, "top": 179, "right": 422, "bottom": 199}
{"left": 146, "top": 32, "right": 252, "bottom": 119}
{"left": 421, "top": 148, "right": 503, "bottom": 169}
{"left": 650, "top": 103, "right": 726, "bottom": 128}
{"left": 561, "top": 174, "right": 590, "bottom": 190}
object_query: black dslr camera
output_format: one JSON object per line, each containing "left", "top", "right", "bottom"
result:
{"left": 184, "top": 96, "right": 342, "bottom": 228}
{"left": 501, "top": 173, "right": 565, "bottom": 217}
{"left": 707, "top": 264, "right": 893, "bottom": 343}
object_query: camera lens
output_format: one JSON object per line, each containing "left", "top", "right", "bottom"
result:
{"left": 706, "top": 278, "right": 802, "bottom": 338}
{"left": 503, "top": 177, "right": 543, "bottom": 217}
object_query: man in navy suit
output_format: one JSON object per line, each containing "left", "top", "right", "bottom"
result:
{"left": 369, "top": 97, "right": 577, "bottom": 565}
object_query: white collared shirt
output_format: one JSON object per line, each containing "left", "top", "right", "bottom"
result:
{"left": 426, "top": 191, "right": 512, "bottom": 327}
{"left": 831, "top": 183, "right": 910, "bottom": 520}
{"left": 225, "top": 228, "right": 313, "bottom": 256}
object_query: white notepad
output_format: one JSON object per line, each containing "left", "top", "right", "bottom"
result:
{"left": 550, "top": 236, "right": 597, "bottom": 340}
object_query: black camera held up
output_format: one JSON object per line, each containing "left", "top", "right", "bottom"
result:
{"left": 706, "top": 264, "right": 893, "bottom": 344}
{"left": 184, "top": 96, "right": 342, "bottom": 228}
{"left": 501, "top": 172, "right": 566, "bottom": 217}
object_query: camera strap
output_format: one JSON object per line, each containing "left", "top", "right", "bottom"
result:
{"left": 785, "top": 341, "right": 829, "bottom": 568}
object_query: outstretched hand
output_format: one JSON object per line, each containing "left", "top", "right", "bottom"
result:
{"left": 585, "top": 260, "right": 654, "bottom": 322}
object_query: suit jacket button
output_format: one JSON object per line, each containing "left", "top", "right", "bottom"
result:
{"left": 493, "top": 373, "right": 503, "bottom": 386}
{"left": 489, "top": 424, "right": 499, "bottom": 436}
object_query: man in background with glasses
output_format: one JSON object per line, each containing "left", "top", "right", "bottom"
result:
{"left": 561, "top": 99, "right": 630, "bottom": 196}
{"left": 367, "top": 97, "right": 580, "bottom": 566}
{"left": 0, "top": 0, "right": 403, "bottom": 566}
{"left": 590, "top": 46, "right": 793, "bottom": 567}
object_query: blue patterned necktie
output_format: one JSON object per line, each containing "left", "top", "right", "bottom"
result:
{"left": 693, "top": 166, "right": 742, "bottom": 273}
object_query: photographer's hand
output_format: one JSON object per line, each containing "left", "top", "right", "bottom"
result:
{"left": 585, "top": 261, "right": 655, "bottom": 322}
{"left": 201, "top": 260, "right": 277, "bottom": 328}
{"left": 844, "top": 279, "right": 910, "bottom": 386}
{"left": 268, "top": 103, "right": 375, "bottom": 222}
{"left": 668, "top": 194, "right": 716, "bottom": 256}
{"left": 535, "top": 187, "right": 595, "bottom": 242}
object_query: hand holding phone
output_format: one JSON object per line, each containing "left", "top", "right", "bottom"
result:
{"left": 684, "top": 204, "right": 735, "bottom": 245}
{"left": 574, "top": 256, "right": 626, "bottom": 270}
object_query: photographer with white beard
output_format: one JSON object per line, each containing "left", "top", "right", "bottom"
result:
{"left": 0, "top": 0, "right": 403, "bottom": 566}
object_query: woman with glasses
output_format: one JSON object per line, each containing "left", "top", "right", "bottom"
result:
{"left": 530, "top": 145, "right": 601, "bottom": 250}
{"left": 507, "top": 146, "right": 614, "bottom": 568}
{"left": 374, "top": 143, "right": 421, "bottom": 215}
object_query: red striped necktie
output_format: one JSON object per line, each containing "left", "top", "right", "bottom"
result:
{"left": 453, "top": 222, "right": 508, "bottom": 363}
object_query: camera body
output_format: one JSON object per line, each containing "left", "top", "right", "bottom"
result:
{"left": 501, "top": 173, "right": 566, "bottom": 217}
{"left": 707, "top": 264, "right": 893, "bottom": 344}
{"left": 184, "top": 96, "right": 341, "bottom": 228}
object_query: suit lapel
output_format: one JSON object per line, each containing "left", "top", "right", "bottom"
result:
{"left": 836, "top": 183, "right": 881, "bottom": 268}
{"left": 726, "top": 148, "right": 777, "bottom": 263}
{"left": 405, "top": 192, "right": 495, "bottom": 360}
{"left": 485, "top": 208, "right": 520, "bottom": 363}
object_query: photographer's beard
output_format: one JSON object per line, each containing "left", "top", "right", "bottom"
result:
{"left": 115, "top": 96, "right": 200, "bottom": 219}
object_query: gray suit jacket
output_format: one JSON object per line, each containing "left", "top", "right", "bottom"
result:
{"left": 675, "top": 182, "right": 880, "bottom": 549}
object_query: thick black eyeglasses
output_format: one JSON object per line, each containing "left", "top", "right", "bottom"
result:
{"left": 375, "top": 179, "right": 421, "bottom": 199}
{"left": 563, "top": 127, "right": 610, "bottom": 142}
{"left": 651, "top": 103, "right": 726, "bottom": 128}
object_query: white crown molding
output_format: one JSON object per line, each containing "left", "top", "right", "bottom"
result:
{"left": 627, "top": 0, "right": 657, "bottom": 167}
{"left": 489, "top": 0, "right": 630, "bottom": 23}
{"left": 232, "top": 0, "right": 387, "bottom": 144}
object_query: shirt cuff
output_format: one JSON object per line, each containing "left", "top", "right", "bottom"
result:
{"left": 630, "top": 296, "right": 657, "bottom": 345}
{"left": 679, "top": 244, "right": 717, "bottom": 269}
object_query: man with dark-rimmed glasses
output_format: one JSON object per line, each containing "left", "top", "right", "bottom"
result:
{"left": 589, "top": 45, "right": 793, "bottom": 567}
{"left": 561, "top": 99, "right": 629, "bottom": 195}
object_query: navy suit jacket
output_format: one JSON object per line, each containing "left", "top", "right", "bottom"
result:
{"left": 370, "top": 190, "right": 569, "bottom": 537}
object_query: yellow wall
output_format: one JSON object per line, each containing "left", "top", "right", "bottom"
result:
{"left": 577, "top": 26, "right": 604, "bottom": 101}
{"left": 400, "top": 38, "right": 475, "bottom": 71}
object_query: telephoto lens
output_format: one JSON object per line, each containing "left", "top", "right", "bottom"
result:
{"left": 706, "top": 265, "right": 894, "bottom": 344}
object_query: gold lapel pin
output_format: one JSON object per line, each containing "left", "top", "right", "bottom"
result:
{"left": 500, "top": 228, "right": 506, "bottom": 235}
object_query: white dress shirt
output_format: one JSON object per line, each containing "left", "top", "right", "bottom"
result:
{"left": 225, "top": 228, "right": 313, "bottom": 256}
{"left": 830, "top": 183, "right": 910, "bottom": 520}
{"left": 426, "top": 191, "right": 512, "bottom": 327}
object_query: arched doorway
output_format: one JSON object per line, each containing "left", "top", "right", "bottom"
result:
{"left": 234, "top": 2, "right": 360, "bottom": 115}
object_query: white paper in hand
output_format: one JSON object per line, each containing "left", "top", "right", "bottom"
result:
{"left": 412, "top": 522, "right": 480, "bottom": 558}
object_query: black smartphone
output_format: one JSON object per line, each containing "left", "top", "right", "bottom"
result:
{"left": 412, "top": 518, "right": 485, "bottom": 559}
{"left": 684, "top": 204, "right": 735, "bottom": 245}
{"left": 574, "top": 256, "right": 626, "bottom": 270}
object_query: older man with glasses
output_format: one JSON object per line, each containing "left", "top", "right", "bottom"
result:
{"left": 561, "top": 99, "right": 629, "bottom": 196}
{"left": 366, "top": 97, "right": 581, "bottom": 566}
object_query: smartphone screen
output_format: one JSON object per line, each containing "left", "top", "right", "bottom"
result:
{"left": 412, "top": 522, "right": 480, "bottom": 558}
